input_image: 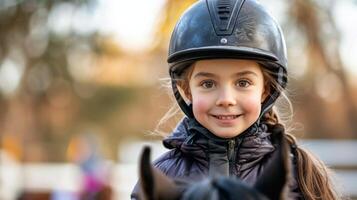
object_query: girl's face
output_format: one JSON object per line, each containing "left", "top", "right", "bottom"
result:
{"left": 187, "top": 59, "right": 268, "bottom": 138}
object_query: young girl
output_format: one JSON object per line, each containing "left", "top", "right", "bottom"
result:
{"left": 132, "top": 0, "right": 339, "bottom": 199}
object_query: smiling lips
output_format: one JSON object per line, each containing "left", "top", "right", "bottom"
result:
{"left": 212, "top": 114, "right": 241, "bottom": 120}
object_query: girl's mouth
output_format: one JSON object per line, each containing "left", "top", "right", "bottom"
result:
{"left": 212, "top": 115, "right": 241, "bottom": 120}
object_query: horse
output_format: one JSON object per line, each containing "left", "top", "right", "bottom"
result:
{"left": 137, "top": 126, "right": 290, "bottom": 200}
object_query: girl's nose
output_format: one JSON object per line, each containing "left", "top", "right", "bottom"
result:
{"left": 216, "top": 87, "right": 237, "bottom": 107}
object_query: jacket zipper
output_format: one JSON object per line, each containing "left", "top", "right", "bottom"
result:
{"left": 228, "top": 139, "right": 235, "bottom": 161}
{"left": 228, "top": 139, "right": 235, "bottom": 175}
{"left": 228, "top": 138, "right": 242, "bottom": 176}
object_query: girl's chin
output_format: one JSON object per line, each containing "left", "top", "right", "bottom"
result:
{"left": 210, "top": 129, "right": 243, "bottom": 139}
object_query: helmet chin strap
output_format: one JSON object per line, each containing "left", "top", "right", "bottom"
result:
{"left": 257, "top": 90, "right": 279, "bottom": 123}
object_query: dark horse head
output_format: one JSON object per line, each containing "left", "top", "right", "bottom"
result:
{"left": 138, "top": 125, "right": 290, "bottom": 200}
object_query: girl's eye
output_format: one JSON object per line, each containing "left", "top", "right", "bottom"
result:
{"left": 236, "top": 80, "right": 251, "bottom": 88}
{"left": 201, "top": 80, "right": 215, "bottom": 89}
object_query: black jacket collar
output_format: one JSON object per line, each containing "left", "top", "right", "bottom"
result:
{"left": 163, "top": 118, "right": 275, "bottom": 175}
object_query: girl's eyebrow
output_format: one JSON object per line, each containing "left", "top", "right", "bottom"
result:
{"left": 233, "top": 71, "right": 258, "bottom": 77}
{"left": 193, "top": 70, "right": 258, "bottom": 79}
{"left": 193, "top": 72, "right": 217, "bottom": 79}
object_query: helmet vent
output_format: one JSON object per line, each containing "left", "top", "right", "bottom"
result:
{"left": 217, "top": 0, "right": 231, "bottom": 20}
{"left": 207, "top": 0, "right": 245, "bottom": 35}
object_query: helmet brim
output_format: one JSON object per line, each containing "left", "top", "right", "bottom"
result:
{"left": 168, "top": 46, "right": 283, "bottom": 75}
{"left": 168, "top": 46, "right": 279, "bottom": 63}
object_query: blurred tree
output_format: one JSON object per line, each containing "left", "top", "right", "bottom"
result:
{"left": 287, "top": 0, "right": 357, "bottom": 137}
{"left": 0, "top": 0, "right": 97, "bottom": 161}
{"left": 0, "top": 0, "right": 142, "bottom": 161}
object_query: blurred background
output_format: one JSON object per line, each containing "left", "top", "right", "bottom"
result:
{"left": 0, "top": 0, "right": 356, "bottom": 199}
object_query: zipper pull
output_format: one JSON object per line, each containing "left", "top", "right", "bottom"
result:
{"left": 228, "top": 139, "right": 235, "bottom": 150}
{"left": 228, "top": 139, "right": 235, "bottom": 161}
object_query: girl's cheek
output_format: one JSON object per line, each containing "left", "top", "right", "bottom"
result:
{"left": 242, "top": 94, "right": 262, "bottom": 116}
{"left": 192, "top": 96, "right": 210, "bottom": 112}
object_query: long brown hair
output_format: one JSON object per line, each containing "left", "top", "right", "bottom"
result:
{"left": 262, "top": 108, "right": 340, "bottom": 200}
{"left": 261, "top": 69, "right": 340, "bottom": 200}
{"left": 158, "top": 62, "right": 340, "bottom": 200}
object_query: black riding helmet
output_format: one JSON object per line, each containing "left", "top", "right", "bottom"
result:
{"left": 168, "top": 0, "right": 288, "bottom": 120}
